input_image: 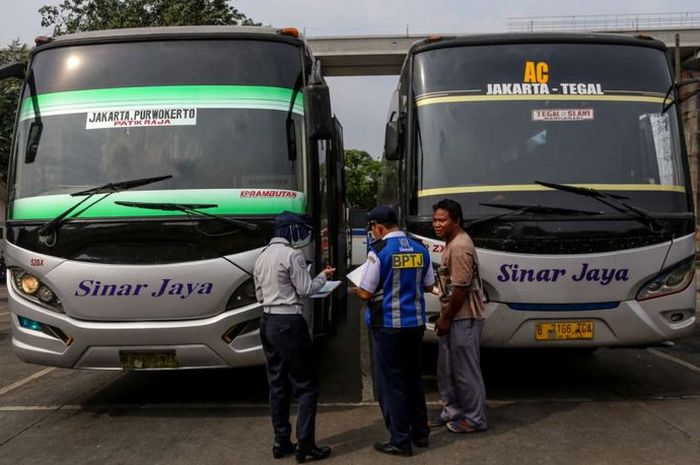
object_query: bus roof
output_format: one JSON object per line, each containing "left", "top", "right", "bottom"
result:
{"left": 409, "top": 32, "right": 667, "bottom": 56}
{"left": 34, "top": 25, "right": 306, "bottom": 53}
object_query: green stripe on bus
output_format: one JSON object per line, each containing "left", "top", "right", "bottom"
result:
{"left": 10, "top": 189, "right": 307, "bottom": 220}
{"left": 19, "top": 85, "right": 304, "bottom": 121}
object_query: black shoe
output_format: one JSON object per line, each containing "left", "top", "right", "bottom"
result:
{"left": 295, "top": 444, "right": 331, "bottom": 463}
{"left": 373, "top": 441, "right": 412, "bottom": 457}
{"left": 412, "top": 436, "right": 429, "bottom": 448}
{"left": 273, "top": 441, "right": 296, "bottom": 459}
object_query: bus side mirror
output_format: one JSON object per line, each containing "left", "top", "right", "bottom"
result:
{"left": 0, "top": 62, "right": 25, "bottom": 80}
{"left": 384, "top": 120, "right": 402, "bottom": 160}
{"left": 25, "top": 120, "right": 43, "bottom": 164}
{"left": 304, "top": 84, "right": 333, "bottom": 140}
{"left": 286, "top": 118, "right": 297, "bottom": 161}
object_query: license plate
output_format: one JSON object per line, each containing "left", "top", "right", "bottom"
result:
{"left": 535, "top": 321, "right": 594, "bottom": 341}
{"left": 119, "top": 351, "right": 178, "bottom": 369}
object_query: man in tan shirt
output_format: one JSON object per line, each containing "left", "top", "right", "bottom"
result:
{"left": 431, "top": 198, "right": 488, "bottom": 433}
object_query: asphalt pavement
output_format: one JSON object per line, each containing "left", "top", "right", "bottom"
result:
{"left": 0, "top": 288, "right": 699, "bottom": 465}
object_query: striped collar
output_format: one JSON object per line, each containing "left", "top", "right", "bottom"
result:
{"left": 382, "top": 231, "right": 406, "bottom": 240}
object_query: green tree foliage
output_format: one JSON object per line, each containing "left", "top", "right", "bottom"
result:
{"left": 0, "top": 41, "right": 31, "bottom": 179}
{"left": 345, "top": 149, "right": 382, "bottom": 210}
{"left": 39, "top": 0, "right": 260, "bottom": 36}
{"left": 377, "top": 160, "right": 399, "bottom": 206}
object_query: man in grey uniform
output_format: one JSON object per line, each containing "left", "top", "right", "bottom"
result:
{"left": 254, "top": 211, "right": 335, "bottom": 462}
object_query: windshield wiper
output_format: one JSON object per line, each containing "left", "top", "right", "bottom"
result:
{"left": 69, "top": 174, "right": 173, "bottom": 197}
{"left": 464, "top": 202, "right": 602, "bottom": 230}
{"left": 535, "top": 180, "right": 666, "bottom": 232}
{"left": 480, "top": 202, "right": 603, "bottom": 216}
{"left": 114, "top": 201, "right": 260, "bottom": 231}
{"left": 37, "top": 175, "right": 173, "bottom": 242}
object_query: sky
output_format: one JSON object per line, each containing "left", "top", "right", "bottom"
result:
{"left": 1, "top": 0, "right": 699, "bottom": 157}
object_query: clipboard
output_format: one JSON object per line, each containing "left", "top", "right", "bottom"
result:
{"left": 310, "top": 280, "right": 342, "bottom": 299}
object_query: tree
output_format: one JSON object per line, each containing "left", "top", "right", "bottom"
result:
{"left": 39, "top": 0, "right": 260, "bottom": 36}
{"left": 377, "top": 159, "right": 399, "bottom": 206}
{"left": 0, "top": 40, "right": 31, "bottom": 180}
{"left": 345, "top": 149, "right": 382, "bottom": 210}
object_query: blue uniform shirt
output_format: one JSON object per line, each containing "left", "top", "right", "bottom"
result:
{"left": 359, "top": 231, "right": 434, "bottom": 328}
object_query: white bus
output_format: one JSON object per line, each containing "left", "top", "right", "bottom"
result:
{"left": 382, "top": 33, "right": 696, "bottom": 347}
{"left": 0, "top": 26, "right": 348, "bottom": 369}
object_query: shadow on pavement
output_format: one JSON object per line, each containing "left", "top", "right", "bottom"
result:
{"left": 81, "top": 366, "right": 271, "bottom": 409}
{"left": 318, "top": 400, "right": 578, "bottom": 460}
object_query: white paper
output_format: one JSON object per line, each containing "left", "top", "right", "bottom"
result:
{"left": 346, "top": 262, "right": 368, "bottom": 288}
{"left": 310, "top": 280, "right": 342, "bottom": 299}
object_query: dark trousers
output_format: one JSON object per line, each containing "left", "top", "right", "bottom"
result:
{"left": 372, "top": 326, "right": 429, "bottom": 450}
{"left": 260, "top": 314, "right": 319, "bottom": 445}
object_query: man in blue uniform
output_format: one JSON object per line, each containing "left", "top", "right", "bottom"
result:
{"left": 356, "top": 205, "right": 434, "bottom": 456}
{"left": 254, "top": 211, "right": 335, "bottom": 462}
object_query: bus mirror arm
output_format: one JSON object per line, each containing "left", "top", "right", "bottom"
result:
{"left": 662, "top": 77, "right": 700, "bottom": 114}
{"left": 25, "top": 71, "right": 42, "bottom": 164}
{"left": 675, "top": 88, "right": 700, "bottom": 109}
{"left": 676, "top": 77, "right": 700, "bottom": 88}
{"left": 285, "top": 72, "right": 303, "bottom": 161}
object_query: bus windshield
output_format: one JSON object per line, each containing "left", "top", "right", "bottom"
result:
{"left": 12, "top": 39, "right": 305, "bottom": 208}
{"left": 412, "top": 43, "right": 689, "bottom": 216}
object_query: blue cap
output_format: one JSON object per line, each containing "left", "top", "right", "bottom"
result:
{"left": 367, "top": 205, "right": 398, "bottom": 225}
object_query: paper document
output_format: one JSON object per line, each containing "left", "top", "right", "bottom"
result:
{"left": 347, "top": 262, "right": 368, "bottom": 288}
{"left": 310, "top": 280, "right": 342, "bottom": 299}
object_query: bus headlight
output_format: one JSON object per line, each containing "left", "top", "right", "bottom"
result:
{"left": 10, "top": 268, "right": 64, "bottom": 313}
{"left": 20, "top": 274, "right": 40, "bottom": 294}
{"left": 37, "top": 286, "right": 56, "bottom": 303}
{"left": 226, "top": 278, "right": 258, "bottom": 310}
{"left": 637, "top": 257, "right": 695, "bottom": 301}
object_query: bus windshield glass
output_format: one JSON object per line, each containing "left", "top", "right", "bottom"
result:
{"left": 412, "top": 43, "right": 689, "bottom": 216}
{"left": 12, "top": 39, "right": 305, "bottom": 212}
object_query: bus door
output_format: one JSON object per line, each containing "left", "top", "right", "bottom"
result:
{"left": 328, "top": 117, "right": 348, "bottom": 333}
{"left": 311, "top": 117, "right": 347, "bottom": 337}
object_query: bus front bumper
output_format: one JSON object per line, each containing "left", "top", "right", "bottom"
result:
{"left": 423, "top": 283, "right": 696, "bottom": 347}
{"left": 9, "top": 287, "right": 265, "bottom": 369}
